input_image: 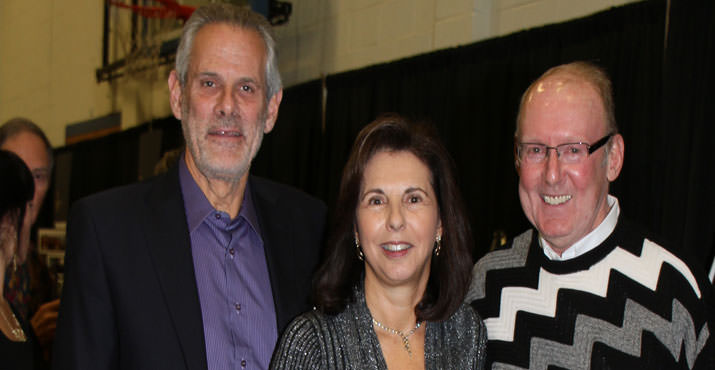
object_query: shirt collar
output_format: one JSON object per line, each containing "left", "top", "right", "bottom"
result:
{"left": 178, "top": 154, "right": 262, "bottom": 237}
{"left": 541, "top": 195, "right": 620, "bottom": 261}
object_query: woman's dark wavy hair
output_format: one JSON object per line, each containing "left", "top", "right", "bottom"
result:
{"left": 312, "top": 114, "right": 474, "bottom": 322}
{"left": 0, "top": 150, "right": 34, "bottom": 245}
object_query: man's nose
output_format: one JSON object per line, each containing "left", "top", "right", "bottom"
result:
{"left": 544, "top": 148, "right": 562, "bottom": 184}
{"left": 215, "top": 88, "right": 238, "bottom": 117}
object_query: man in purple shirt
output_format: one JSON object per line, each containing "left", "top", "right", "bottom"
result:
{"left": 54, "top": 4, "right": 326, "bottom": 370}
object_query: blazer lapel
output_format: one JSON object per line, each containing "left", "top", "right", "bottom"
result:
{"left": 143, "top": 167, "right": 208, "bottom": 370}
{"left": 249, "top": 177, "right": 298, "bottom": 332}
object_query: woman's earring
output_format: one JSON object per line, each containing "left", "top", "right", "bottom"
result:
{"left": 434, "top": 235, "right": 442, "bottom": 256}
{"left": 355, "top": 234, "right": 364, "bottom": 261}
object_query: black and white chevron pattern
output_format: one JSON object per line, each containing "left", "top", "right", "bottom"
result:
{"left": 470, "top": 225, "right": 713, "bottom": 369}
{"left": 492, "top": 299, "right": 709, "bottom": 370}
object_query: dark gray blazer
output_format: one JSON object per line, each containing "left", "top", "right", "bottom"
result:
{"left": 53, "top": 166, "right": 326, "bottom": 370}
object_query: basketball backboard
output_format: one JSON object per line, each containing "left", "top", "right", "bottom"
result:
{"left": 97, "top": 0, "right": 252, "bottom": 82}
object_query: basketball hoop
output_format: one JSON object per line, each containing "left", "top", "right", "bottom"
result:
{"left": 108, "top": 0, "right": 196, "bottom": 22}
{"left": 100, "top": 1, "right": 265, "bottom": 82}
{"left": 107, "top": 0, "right": 188, "bottom": 81}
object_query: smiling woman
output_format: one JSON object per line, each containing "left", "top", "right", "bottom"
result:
{"left": 270, "top": 114, "right": 487, "bottom": 369}
{"left": 357, "top": 150, "right": 442, "bottom": 300}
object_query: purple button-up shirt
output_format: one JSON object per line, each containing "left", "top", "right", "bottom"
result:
{"left": 179, "top": 157, "right": 278, "bottom": 370}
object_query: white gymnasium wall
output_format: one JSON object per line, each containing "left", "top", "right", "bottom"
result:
{"left": 0, "top": 0, "right": 639, "bottom": 147}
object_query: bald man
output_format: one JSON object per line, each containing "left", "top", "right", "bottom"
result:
{"left": 468, "top": 62, "right": 714, "bottom": 369}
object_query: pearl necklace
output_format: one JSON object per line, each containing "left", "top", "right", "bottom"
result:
{"left": 372, "top": 317, "right": 423, "bottom": 356}
{"left": 0, "top": 300, "right": 26, "bottom": 342}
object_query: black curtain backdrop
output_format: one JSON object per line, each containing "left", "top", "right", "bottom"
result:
{"left": 657, "top": 0, "right": 715, "bottom": 269}
{"left": 252, "top": 80, "right": 325, "bottom": 193}
{"left": 306, "top": 0, "right": 669, "bottom": 264}
{"left": 57, "top": 0, "right": 714, "bottom": 272}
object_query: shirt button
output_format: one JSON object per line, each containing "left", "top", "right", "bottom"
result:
{"left": 241, "top": 359, "right": 247, "bottom": 367}
{"left": 214, "top": 213, "right": 221, "bottom": 219}
{"left": 229, "top": 248, "right": 235, "bottom": 255}
{"left": 235, "top": 303, "right": 241, "bottom": 311}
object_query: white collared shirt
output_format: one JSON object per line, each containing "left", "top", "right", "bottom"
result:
{"left": 541, "top": 195, "right": 620, "bottom": 261}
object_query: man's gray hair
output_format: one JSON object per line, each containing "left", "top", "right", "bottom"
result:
{"left": 175, "top": 3, "right": 282, "bottom": 101}
{"left": 0, "top": 117, "right": 53, "bottom": 170}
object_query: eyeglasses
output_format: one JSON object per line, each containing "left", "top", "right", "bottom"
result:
{"left": 516, "top": 133, "right": 613, "bottom": 165}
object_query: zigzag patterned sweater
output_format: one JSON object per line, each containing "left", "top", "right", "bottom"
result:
{"left": 468, "top": 219, "right": 714, "bottom": 369}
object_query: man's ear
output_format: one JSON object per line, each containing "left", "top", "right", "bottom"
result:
{"left": 513, "top": 139, "right": 521, "bottom": 174}
{"left": 263, "top": 89, "right": 283, "bottom": 134}
{"left": 168, "top": 70, "right": 183, "bottom": 120}
{"left": 606, "top": 134, "right": 624, "bottom": 182}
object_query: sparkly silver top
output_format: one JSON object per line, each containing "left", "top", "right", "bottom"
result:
{"left": 270, "top": 286, "right": 487, "bottom": 369}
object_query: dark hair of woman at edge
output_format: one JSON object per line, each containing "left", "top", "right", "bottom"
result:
{"left": 0, "top": 149, "right": 41, "bottom": 370}
{"left": 0, "top": 149, "right": 34, "bottom": 260}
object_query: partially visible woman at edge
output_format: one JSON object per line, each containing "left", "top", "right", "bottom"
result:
{"left": 0, "top": 149, "right": 44, "bottom": 369}
{"left": 271, "top": 115, "right": 487, "bottom": 369}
